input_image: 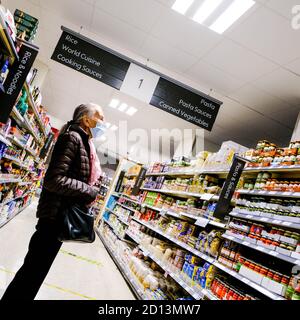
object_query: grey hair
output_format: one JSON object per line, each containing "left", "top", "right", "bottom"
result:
{"left": 60, "top": 103, "right": 103, "bottom": 135}
{"left": 73, "top": 103, "right": 103, "bottom": 124}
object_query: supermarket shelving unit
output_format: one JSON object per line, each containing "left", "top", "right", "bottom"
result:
{"left": 0, "top": 19, "right": 52, "bottom": 229}
{"left": 96, "top": 158, "right": 300, "bottom": 300}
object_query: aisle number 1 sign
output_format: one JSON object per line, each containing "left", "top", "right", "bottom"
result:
{"left": 120, "top": 63, "right": 160, "bottom": 104}
{"left": 52, "top": 27, "right": 222, "bottom": 131}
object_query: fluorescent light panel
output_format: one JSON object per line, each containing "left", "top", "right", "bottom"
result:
{"left": 126, "top": 106, "right": 137, "bottom": 116}
{"left": 172, "top": 0, "right": 194, "bottom": 15}
{"left": 209, "top": 0, "right": 255, "bottom": 34}
{"left": 118, "top": 103, "right": 128, "bottom": 112}
{"left": 193, "top": 0, "right": 223, "bottom": 24}
{"left": 109, "top": 99, "right": 119, "bottom": 108}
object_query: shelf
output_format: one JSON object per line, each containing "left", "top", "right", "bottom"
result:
{"left": 139, "top": 244, "right": 205, "bottom": 300}
{"left": 0, "top": 201, "right": 31, "bottom": 229}
{"left": 96, "top": 231, "right": 145, "bottom": 300}
{"left": 118, "top": 218, "right": 129, "bottom": 226}
{"left": 0, "top": 134, "right": 12, "bottom": 147}
{"left": 23, "top": 115, "right": 42, "bottom": 146}
{"left": 230, "top": 211, "right": 300, "bottom": 230}
{"left": 0, "top": 177, "right": 22, "bottom": 184}
{"left": 125, "top": 230, "right": 218, "bottom": 300}
{"left": 25, "top": 146, "right": 38, "bottom": 157}
{"left": 126, "top": 174, "right": 138, "bottom": 178}
{"left": 130, "top": 217, "right": 285, "bottom": 300}
{"left": 24, "top": 82, "right": 47, "bottom": 136}
{"left": 237, "top": 189, "right": 300, "bottom": 198}
{"left": 9, "top": 134, "right": 38, "bottom": 157}
{"left": 0, "top": 190, "right": 33, "bottom": 206}
{"left": 179, "top": 212, "right": 227, "bottom": 229}
{"left": 116, "top": 202, "right": 136, "bottom": 212}
{"left": 18, "top": 181, "right": 32, "bottom": 186}
{"left": 103, "top": 219, "right": 125, "bottom": 240}
{"left": 146, "top": 171, "right": 195, "bottom": 177}
{"left": 126, "top": 231, "right": 141, "bottom": 244}
{"left": 213, "top": 261, "right": 285, "bottom": 300}
{"left": 8, "top": 136, "right": 26, "bottom": 149}
{"left": 2, "top": 154, "right": 29, "bottom": 169}
{"left": 11, "top": 107, "right": 25, "bottom": 124}
{"left": 131, "top": 217, "right": 216, "bottom": 264}
{"left": 119, "top": 194, "right": 141, "bottom": 206}
{"left": 11, "top": 108, "right": 42, "bottom": 146}
{"left": 141, "top": 187, "right": 219, "bottom": 201}
{"left": 145, "top": 165, "right": 300, "bottom": 178}
{"left": 105, "top": 208, "right": 130, "bottom": 227}
{"left": 223, "top": 234, "right": 300, "bottom": 266}
{"left": 113, "top": 192, "right": 142, "bottom": 206}
{"left": 142, "top": 204, "right": 182, "bottom": 219}
{"left": 105, "top": 207, "right": 115, "bottom": 214}
{"left": 244, "top": 165, "right": 300, "bottom": 173}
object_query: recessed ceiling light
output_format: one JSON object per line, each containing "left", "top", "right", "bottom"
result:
{"left": 106, "top": 122, "right": 111, "bottom": 128}
{"left": 126, "top": 106, "right": 137, "bottom": 116}
{"left": 100, "top": 136, "right": 107, "bottom": 142}
{"left": 193, "top": 0, "right": 223, "bottom": 24}
{"left": 118, "top": 103, "right": 128, "bottom": 112}
{"left": 172, "top": 0, "right": 194, "bottom": 15}
{"left": 209, "top": 0, "right": 255, "bottom": 34}
{"left": 109, "top": 99, "right": 119, "bottom": 108}
{"left": 111, "top": 125, "right": 118, "bottom": 131}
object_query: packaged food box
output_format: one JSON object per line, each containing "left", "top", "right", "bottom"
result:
{"left": 14, "top": 9, "right": 39, "bottom": 24}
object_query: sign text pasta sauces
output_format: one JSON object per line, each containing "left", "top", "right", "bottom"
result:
{"left": 150, "top": 78, "right": 221, "bottom": 131}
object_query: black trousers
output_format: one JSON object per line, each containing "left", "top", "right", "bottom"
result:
{"left": 1, "top": 218, "right": 62, "bottom": 300}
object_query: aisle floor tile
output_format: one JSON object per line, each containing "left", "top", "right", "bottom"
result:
{"left": 0, "top": 200, "right": 135, "bottom": 300}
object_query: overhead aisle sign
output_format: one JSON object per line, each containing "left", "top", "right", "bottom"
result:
{"left": 51, "top": 30, "right": 130, "bottom": 90}
{"left": 150, "top": 78, "right": 220, "bottom": 131}
{"left": 52, "top": 27, "right": 222, "bottom": 131}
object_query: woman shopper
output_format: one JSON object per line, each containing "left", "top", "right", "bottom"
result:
{"left": 1, "top": 103, "right": 105, "bottom": 300}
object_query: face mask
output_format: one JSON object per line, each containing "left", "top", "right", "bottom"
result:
{"left": 90, "top": 122, "right": 106, "bottom": 139}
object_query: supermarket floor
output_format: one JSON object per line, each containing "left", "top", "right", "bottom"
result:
{"left": 0, "top": 199, "right": 135, "bottom": 300}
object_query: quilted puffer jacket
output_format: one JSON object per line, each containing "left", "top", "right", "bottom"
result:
{"left": 36, "top": 124, "right": 98, "bottom": 220}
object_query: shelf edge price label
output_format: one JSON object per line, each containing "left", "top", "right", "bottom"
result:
{"left": 195, "top": 217, "right": 209, "bottom": 228}
{"left": 201, "top": 193, "right": 215, "bottom": 201}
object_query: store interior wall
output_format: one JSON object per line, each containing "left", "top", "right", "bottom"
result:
{"left": 31, "top": 59, "right": 49, "bottom": 90}
{"left": 291, "top": 112, "right": 300, "bottom": 142}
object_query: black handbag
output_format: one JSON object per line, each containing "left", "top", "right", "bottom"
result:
{"left": 58, "top": 204, "right": 95, "bottom": 243}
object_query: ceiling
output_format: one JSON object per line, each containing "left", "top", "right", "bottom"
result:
{"left": 3, "top": 0, "right": 300, "bottom": 157}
